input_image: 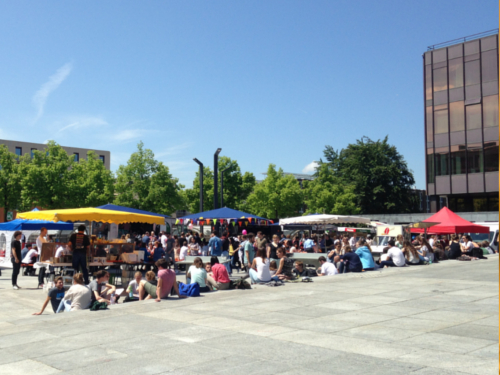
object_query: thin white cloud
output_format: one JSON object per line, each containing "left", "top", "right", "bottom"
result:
{"left": 155, "top": 143, "right": 192, "bottom": 158}
{"left": 302, "top": 161, "right": 319, "bottom": 174}
{"left": 33, "top": 62, "right": 73, "bottom": 123}
{"left": 111, "top": 129, "right": 143, "bottom": 142}
{"left": 58, "top": 116, "right": 108, "bottom": 133}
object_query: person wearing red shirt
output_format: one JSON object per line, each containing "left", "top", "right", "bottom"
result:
{"left": 210, "top": 256, "right": 231, "bottom": 290}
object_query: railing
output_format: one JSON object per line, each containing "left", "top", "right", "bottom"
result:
{"left": 427, "top": 29, "right": 498, "bottom": 51}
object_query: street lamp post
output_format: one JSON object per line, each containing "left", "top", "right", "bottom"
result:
{"left": 213, "top": 148, "right": 222, "bottom": 209}
{"left": 220, "top": 167, "right": 231, "bottom": 208}
{"left": 193, "top": 158, "right": 204, "bottom": 212}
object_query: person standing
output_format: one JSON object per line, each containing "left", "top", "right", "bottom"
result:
{"left": 255, "top": 232, "right": 268, "bottom": 254}
{"left": 36, "top": 228, "right": 48, "bottom": 287}
{"left": 220, "top": 231, "right": 232, "bottom": 275}
{"left": 208, "top": 231, "right": 223, "bottom": 256}
{"left": 303, "top": 233, "right": 315, "bottom": 253}
{"left": 68, "top": 225, "right": 91, "bottom": 285}
{"left": 267, "top": 235, "right": 281, "bottom": 263}
{"left": 11, "top": 231, "right": 23, "bottom": 289}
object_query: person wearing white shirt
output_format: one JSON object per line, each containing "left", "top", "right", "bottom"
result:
{"left": 317, "top": 256, "right": 338, "bottom": 276}
{"left": 22, "top": 248, "right": 39, "bottom": 264}
{"left": 379, "top": 240, "right": 406, "bottom": 267}
{"left": 160, "top": 232, "right": 168, "bottom": 249}
{"left": 349, "top": 236, "right": 357, "bottom": 249}
{"left": 36, "top": 228, "right": 48, "bottom": 255}
{"left": 179, "top": 242, "right": 189, "bottom": 260}
{"left": 55, "top": 245, "right": 68, "bottom": 258}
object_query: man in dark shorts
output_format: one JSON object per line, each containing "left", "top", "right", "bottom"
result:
{"left": 33, "top": 276, "right": 65, "bottom": 315}
{"left": 68, "top": 225, "right": 91, "bottom": 285}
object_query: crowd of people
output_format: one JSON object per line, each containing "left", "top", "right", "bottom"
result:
{"left": 10, "top": 226, "right": 494, "bottom": 315}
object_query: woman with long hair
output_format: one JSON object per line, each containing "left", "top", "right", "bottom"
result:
{"left": 249, "top": 248, "right": 278, "bottom": 284}
{"left": 403, "top": 240, "right": 421, "bottom": 265}
{"left": 355, "top": 238, "right": 376, "bottom": 271}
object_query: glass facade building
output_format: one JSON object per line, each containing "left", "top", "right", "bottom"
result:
{"left": 424, "top": 31, "right": 499, "bottom": 213}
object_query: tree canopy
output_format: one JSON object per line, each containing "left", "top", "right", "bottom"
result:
{"left": 243, "top": 164, "right": 303, "bottom": 219}
{"left": 183, "top": 156, "right": 256, "bottom": 213}
{"left": 321, "top": 136, "right": 418, "bottom": 214}
{"left": 303, "top": 163, "right": 359, "bottom": 215}
{"left": 115, "top": 142, "right": 184, "bottom": 215}
{"left": 0, "top": 145, "right": 22, "bottom": 221}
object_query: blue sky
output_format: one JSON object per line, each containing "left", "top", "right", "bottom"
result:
{"left": 0, "top": 1, "right": 497, "bottom": 189}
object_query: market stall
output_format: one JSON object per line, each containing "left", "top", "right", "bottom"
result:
{"left": 409, "top": 207, "right": 489, "bottom": 235}
{"left": 0, "top": 216, "right": 73, "bottom": 268}
{"left": 279, "top": 214, "right": 371, "bottom": 226}
{"left": 17, "top": 207, "right": 165, "bottom": 282}
{"left": 177, "top": 207, "right": 273, "bottom": 236}
{"left": 97, "top": 203, "right": 175, "bottom": 236}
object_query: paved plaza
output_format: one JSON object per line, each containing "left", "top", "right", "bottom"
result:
{"left": 0, "top": 257, "right": 498, "bottom": 375}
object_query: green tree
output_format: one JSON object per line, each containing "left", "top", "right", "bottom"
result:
{"left": 70, "top": 151, "right": 115, "bottom": 207}
{"left": 19, "top": 141, "right": 76, "bottom": 210}
{"left": 322, "top": 136, "right": 418, "bottom": 214}
{"left": 0, "top": 145, "right": 22, "bottom": 221}
{"left": 184, "top": 156, "right": 256, "bottom": 213}
{"left": 244, "top": 164, "right": 303, "bottom": 219}
{"left": 115, "top": 142, "right": 185, "bottom": 215}
{"left": 303, "top": 163, "right": 359, "bottom": 215}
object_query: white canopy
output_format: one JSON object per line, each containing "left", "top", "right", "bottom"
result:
{"left": 279, "top": 214, "right": 371, "bottom": 225}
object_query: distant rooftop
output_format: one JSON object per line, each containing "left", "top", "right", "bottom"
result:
{"left": 427, "top": 29, "right": 498, "bottom": 51}
{"left": 262, "top": 172, "right": 315, "bottom": 181}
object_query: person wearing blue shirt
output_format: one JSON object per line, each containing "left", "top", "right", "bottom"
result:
{"left": 303, "top": 233, "right": 315, "bottom": 253}
{"left": 354, "top": 239, "right": 376, "bottom": 271}
{"left": 208, "top": 232, "right": 223, "bottom": 256}
{"left": 152, "top": 242, "right": 165, "bottom": 262}
{"left": 338, "top": 246, "right": 363, "bottom": 273}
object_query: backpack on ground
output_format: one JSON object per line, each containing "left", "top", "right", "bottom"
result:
{"left": 229, "top": 278, "right": 252, "bottom": 290}
{"left": 178, "top": 282, "right": 200, "bottom": 297}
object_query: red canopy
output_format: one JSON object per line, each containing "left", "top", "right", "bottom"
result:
{"left": 411, "top": 207, "right": 489, "bottom": 234}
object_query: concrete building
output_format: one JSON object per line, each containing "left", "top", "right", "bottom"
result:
{"left": 0, "top": 139, "right": 111, "bottom": 170}
{"left": 423, "top": 30, "right": 499, "bottom": 213}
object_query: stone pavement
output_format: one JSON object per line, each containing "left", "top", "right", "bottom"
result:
{"left": 0, "top": 256, "right": 497, "bottom": 375}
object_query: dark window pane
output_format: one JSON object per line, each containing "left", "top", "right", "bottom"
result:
{"left": 30, "top": 148, "right": 36, "bottom": 158}
{"left": 426, "top": 107, "right": 433, "bottom": 142}
{"left": 435, "top": 150, "right": 449, "bottom": 176}
{"left": 490, "top": 196, "right": 499, "bottom": 212}
{"left": 427, "top": 150, "right": 435, "bottom": 183}
{"left": 484, "top": 141, "right": 499, "bottom": 172}
{"left": 74, "top": 153, "right": 79, "bottom": 162}
{"left": 465, "top": 60, "right": 480, "bottom": 86}
{"left": 99, "top": 155, "right": 105, "bottom": 163}
{"left": 464, "top": 40, "right": 479, "bottom": 55}
{"left": 481, "top": 35, "right": 498, "bottom": 51}
{"left": 466, "top": 104, "right": 482, "bottom": 130}
{"left": 448, "top": 44, "right": 463, "bottom": 59}
{"left": 450, "top": 101, "right": 465, "bottom": 132}
{"left": 425, "top": 66, "right": 432, "bottom": 100}
{"left": 483, "top": 95, "right": 498, "bottom": 128}
{"left": 434, "top": 110, "right": 448, "bottom": 134}
{"left": 481, "top": 50, "right": 498, "bottom": 82}
{"left": 433, "top": 67, "right": 447, "bottom": 92}
{"left": 448, "top": 58, "right": 464, "bottom": 88}
{"left": 473, "top": 197, "right": 488, "bottom": 211}
{"left": 467, "top": 143, "right": 484, "bottom": 173}
{"left": 451, "top": 145, "right": 466, "bottom": 175}
{"left": 15, "top": 147, "right": 22, "bottom": 156}
{"left": 433, "top": 49, "right": 447, "bottom": 63}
